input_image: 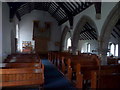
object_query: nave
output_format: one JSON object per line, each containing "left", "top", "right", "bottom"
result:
{"left": 0, "top": 1, "right": 120, "bottom": 90}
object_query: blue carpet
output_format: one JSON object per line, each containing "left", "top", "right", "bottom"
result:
{"left": 42, "top": 59, "right": 76, "bottom": 90}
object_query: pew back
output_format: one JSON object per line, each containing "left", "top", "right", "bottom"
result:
{"left": 0, "top": 67, "right": 44, "bottom": 87}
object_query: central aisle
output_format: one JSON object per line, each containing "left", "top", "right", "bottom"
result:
{"left": 42, "top": 59, "right": 76, "bottom": 89}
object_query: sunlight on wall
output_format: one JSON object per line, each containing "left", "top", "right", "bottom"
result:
{"left": 67, "top": 38, "right": 71, "bottom": 50}
{"left": 16, "top": 24, "right": 19, "bottom": 38}
{"left": 87, "top": 43, "right": 91, "bottom": 52}
{"left": 115, "top": 44, "right": 118, "bottom": 56}
{"left": 111, "top": 43, "right": 115, "bottom": 55}
{"left": 108, "top": 43, "right": 118, "bottom": 57}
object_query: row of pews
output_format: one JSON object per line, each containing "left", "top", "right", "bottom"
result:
{"left": 0, "top": 53, "right": 44, "bottom": 89}
{"left": 107, "top": 56, "right": 120, "bottom": 65}
{"left": 48, "top": 51, "right": 120, "bottom": 89}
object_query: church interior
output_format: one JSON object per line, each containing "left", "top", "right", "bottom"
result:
{"left": 0, "top": 1, "right": 120, "bottom": 89}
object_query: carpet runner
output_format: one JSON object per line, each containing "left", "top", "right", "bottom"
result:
{"left": 42, "top": 59, "right": 76, "bottom": 89}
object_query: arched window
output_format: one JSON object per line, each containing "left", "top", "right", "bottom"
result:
{"left": 16, "top": 24, "right": 19, "bottom": 38}
{"left": 67, "top": 38, "right": 71, "bottom": 50}
{"left": 87, "top": 43, "right": 90, "bottom": 52}
{"left": 108, "top": 43, "right": 118, "bottom": 57}
{"left": 115, "top": 44, "right": 118, "bottom": 56}
{"left": 110, "top": 43, "right": 115, "bottom": 56}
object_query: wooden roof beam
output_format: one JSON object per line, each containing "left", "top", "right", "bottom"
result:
{"left": 57, "top": 2, "right": 73, "bottom": 28}
{"left": 113, "top": 29, "right": 120, "bottom": 38}
{"left": 94, "top": 2, "right": 101, "bottom": 19}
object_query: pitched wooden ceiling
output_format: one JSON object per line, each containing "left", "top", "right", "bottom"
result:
{"left": 79, "top": 22, "right": 98, "bottom": 40}
{"left": 111, "top": 19, "right": 120, "bottom": 39}
{"left": 7, "top": 2, "right": 93, "bottom": 25}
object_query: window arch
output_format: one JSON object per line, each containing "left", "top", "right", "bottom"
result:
{"left": 115, "top": 44, "right": 118, "bottom": 56}
{"left": 16, "top": 24, "right": 19, "bottom": 38}
{"left": 87, "top": 43, "right": 91, "bottom": 52}
{"left": 67, "top": 37, "right": 71, "bottom": 50}
{"left": 110, "top": 43, "right": 115, "bottom": 56}
{"left": 108, "top": 42, "right": 118, "bottom": 57}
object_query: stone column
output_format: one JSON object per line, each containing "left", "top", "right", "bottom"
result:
{"left": 98, "top": 38, "right": 108, "bottom": 65}
{"left": 99, "top": 49, "right": 108, "bottom": 65}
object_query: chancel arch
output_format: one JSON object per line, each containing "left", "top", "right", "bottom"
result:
{"left": 72, "top": 15, "right": 98, "bottom": 55}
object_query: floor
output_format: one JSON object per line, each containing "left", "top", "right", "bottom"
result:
{"left": 42, "top": 59, "right": 76, "bottom": 89}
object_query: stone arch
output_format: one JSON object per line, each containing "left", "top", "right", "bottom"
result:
{"left": 60, "top": 26, "right": 70, "bottom": 51}
{"left": 72, "top": 15, "right": 98, "bottom": 54}
{"left": 99, "top": 2, "right": 120, "bottom": 64}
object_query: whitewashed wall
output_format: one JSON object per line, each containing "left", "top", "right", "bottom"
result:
{"left": 0, "top": 2, "right": 2, "bottom": 61}
{"left": 19, "top": 10, "right": 61, "bottom": 52}
{"left": 2, "top": 3, "right": 11, "bottom": 60}
{"left": 78, "top": 40, "right": 98, "bottom": 54}
{"left": 2, "top": 3, "right": 16, "bottom": 61}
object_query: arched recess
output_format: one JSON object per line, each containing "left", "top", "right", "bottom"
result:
{"left": 60, "top": 26, "right": 70, "bottom": 51}
{"left": 99, "top": 2, "right": 120, "bottom": 65}
{"left": 72, "top": 15, "right": 98, "bottom": 54}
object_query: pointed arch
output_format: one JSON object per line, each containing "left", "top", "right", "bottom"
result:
{"left": 72, "top": 15, "right": 98, "bottom": 54}
{"left": 60, "top": 26, "right": 70, "bottom": 51}
{"left": 99, "top": 2, "right": 120, "bottom": 64}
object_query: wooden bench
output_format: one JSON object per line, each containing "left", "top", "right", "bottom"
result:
{"left": 48, "top": 52, "right": 101, "bottom": 89}
{"left": 59, "top": 54, "right": 100, "bottom": 88}
{"left": 107, "top": 57, "right": 120, "bottom": 65}
{"left": 0, "top": 67, "right": 44, "bottom": 88}
{"left": 1, "top": 62, "right": 43, "bottom": 69}
{"left": 1, "top": 53, "right": 44, "bottom": 88}
{"left": 4, "top": 53, "right": 40, "bottom": 63}
{"left": 91, "top": 64, "right": 120, "bottom": 89}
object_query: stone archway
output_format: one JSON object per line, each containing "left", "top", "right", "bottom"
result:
{"left": 72, "top": 15, "right": 98, "bottom": 54}
{"left": 60, "top": 26, "right": 70, "bottom": 51}
{"left": 99, "top": 2, "right": 120, "bottom": 65}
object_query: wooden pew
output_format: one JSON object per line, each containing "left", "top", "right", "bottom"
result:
{"left": 91, "top": 64, "right": 120, "bottom": 89}
{"left": 107, "top": 57, "right": 120, "bottom": 65}
{"left": 0, "top": 67, "right": 44, "bottom": 88}
{"left": 62, "top": 54, "right": 100, "bottom": 79}
{"left": 1, "top": 53, "right": 44, "bottom": 88}
{"left": 4, "top": 53, "right": 40, "bottom": 63}
{"left": 59, "top": 54, "right": 100, "bottom": 89}
{"left": 48, "top": 52, "right": 101, "bottom": 89}
{"left": 1, "top": 62, "right": 42, "bottom": 69}
{"left": 56, "top": 52, "right": 71, "bottom": 70}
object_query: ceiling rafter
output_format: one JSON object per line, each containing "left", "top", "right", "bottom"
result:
{"left": 115, "top": 26, "right": 120, "bottom": 32}
{"left": 8, "top": 2, "right": 94, "bottom": 25}
{"left": 79, "top": 23, "right": 98, "bottom": 40}
{"left": 52, "top": 6, "right": 60, "bottom": 16}
{"left": 84, "top": 25, "right": 97, "bottom": 39}
{"left": 111, "top": 33, "right": 116, "bottom": 39}
{"left": 113, "top": 29, "right": 120, "bottom": 38}
{"left": 82, "top": 33, "right": 90, "bottom": 40}
{"left": 57, "top": 2, "right": 73, "bottom": 27}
